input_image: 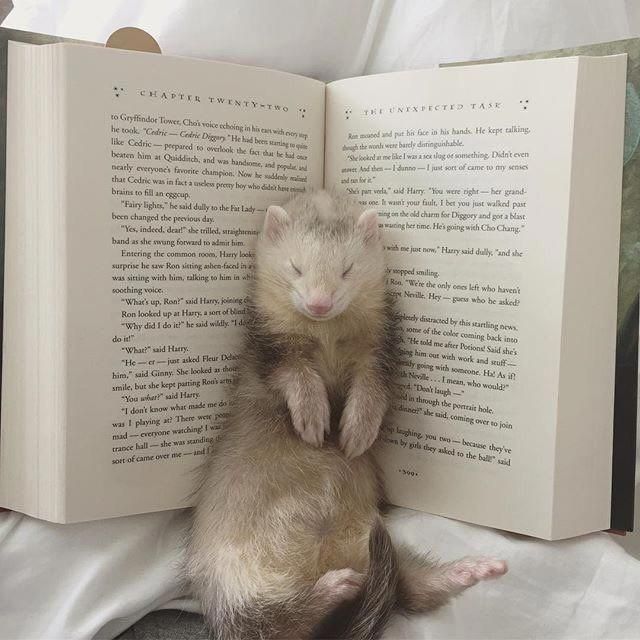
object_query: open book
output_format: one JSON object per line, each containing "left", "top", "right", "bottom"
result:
{"left": 0, "top": 32, "right": 630, "bottom": 540}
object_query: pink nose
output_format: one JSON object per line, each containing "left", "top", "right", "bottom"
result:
{"left": 306, "top": 294, "right": 333, "bottom": 316}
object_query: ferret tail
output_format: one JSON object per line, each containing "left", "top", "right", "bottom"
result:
{"left": 345, "top": 518, "right": 399, "bottom": 640}
{"left": 313, "top": 517, "right": 399, "bottom": 640}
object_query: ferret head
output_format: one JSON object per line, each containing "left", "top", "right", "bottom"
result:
{"left": 254, "top": 191, "right": 386, "bottom": 324}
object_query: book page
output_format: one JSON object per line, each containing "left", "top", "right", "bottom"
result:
{"left": 454, "top": 39, "right": 638, "bottom": 535}
{"left": 57, "top": 45, "right": 324, "bottom": 521}
{"left": 324, "top": 57, "right": 625, "bottom": 538}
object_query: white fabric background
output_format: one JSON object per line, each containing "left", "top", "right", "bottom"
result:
{"left": 2, "top": 1, "right": 640, "bottom": 638}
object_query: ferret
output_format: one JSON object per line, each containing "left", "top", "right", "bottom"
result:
{"left": 186, "top": 189, "right": 507, "bottom": 640}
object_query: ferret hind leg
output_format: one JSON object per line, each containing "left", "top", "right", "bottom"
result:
{"left": 205, "top": 568, "right": 365, "bottom": 640}
{"left": 396, "top": 547, "right": 507, "bottom": 613}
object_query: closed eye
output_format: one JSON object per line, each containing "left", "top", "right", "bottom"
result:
{"left": 290, "top": 261, "right": 302, "bottom": 276}
{"left": 342, "top": 263, "right": 353, "bottom": 278}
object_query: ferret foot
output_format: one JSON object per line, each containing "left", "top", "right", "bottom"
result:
{"left": 314, "top": 568, "right": 365, "bottom": 605}
{"left": 445, "top": 556, "right": 508, "bottom": 589}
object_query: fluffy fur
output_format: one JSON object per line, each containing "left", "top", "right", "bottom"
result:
{"left": 187, "top": 190, "right": 506, "bottom": 640}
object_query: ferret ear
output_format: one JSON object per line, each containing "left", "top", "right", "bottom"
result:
{"left": 357, "top": 209, "right": 379, "bottom": 242}
{"left": 264, "top": 205, "right": 290, "bottom": 241}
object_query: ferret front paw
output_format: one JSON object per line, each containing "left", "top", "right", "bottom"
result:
{"left": 339, "top": 390, "right": 385, "bottom": 458}
{"left": 287, "top": 376, "right": 330, "bottom": 447}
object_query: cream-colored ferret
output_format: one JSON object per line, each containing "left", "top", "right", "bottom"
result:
{"left": 187, "top": 190, "right": 506, "bottom": 639}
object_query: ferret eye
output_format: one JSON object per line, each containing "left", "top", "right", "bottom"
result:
{"left": 290, "top": 261, "right": 302, "bottom": 276}
{"left": 342, "top": 263, "right": 353, "bottom": 278}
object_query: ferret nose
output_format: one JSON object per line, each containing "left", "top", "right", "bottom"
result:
{"left": 306, "top": 292, "right": 333, "bottom": 316}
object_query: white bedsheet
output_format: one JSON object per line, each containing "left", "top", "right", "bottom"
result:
{"left": 2, "top": 1, "right": 640, "bottom": 638}
{"left": 2, "top": 505, "right": 640, "bottom": 640}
